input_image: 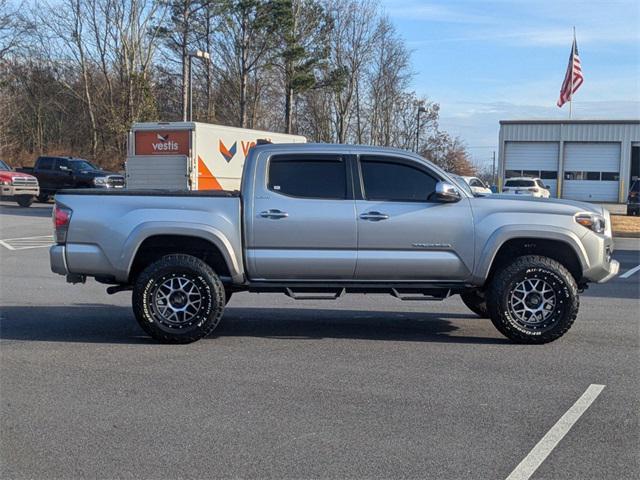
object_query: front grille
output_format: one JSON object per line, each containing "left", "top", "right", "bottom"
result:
{"left": 12, "top": 176, "right": 38, "bottom": 187}
{"left": 107, "top": 175, "right": 125, "bottom": 188}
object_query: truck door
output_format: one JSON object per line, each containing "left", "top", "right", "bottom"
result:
{"left": 353, "top": 155, "right": 475, "bottom": 281}
{"left": 246, "top": 154, "right": 357, "bottom": 280}
{"left": 53, "top": 158, "right": 75, "bottom": 189}
{"left": 35, "top": 157, "right": 55, "bottom": 190}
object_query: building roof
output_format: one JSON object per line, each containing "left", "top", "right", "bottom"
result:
{"left": 500, "top": 119, "right": 640, "bottom": 125}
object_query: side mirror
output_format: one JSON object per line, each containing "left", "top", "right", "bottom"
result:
{"left": 431, "top": 181, "right": 461, "bottom": 203}
{"left": 545, "top": 185, "right": 550, "bottom": 189}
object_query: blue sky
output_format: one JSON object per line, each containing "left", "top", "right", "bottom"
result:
{"left": 381, "top": 0, "right": 640, "bottom": 166}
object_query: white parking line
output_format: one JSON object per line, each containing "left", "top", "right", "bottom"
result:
{"left": 505, "top": 384, "right": 605, "bottom": 480}
{"left": 619, "top": 264, "right": 640, "bottom": 279}
{"left": 0, "top": 235, "right": 54, "bottom": 251}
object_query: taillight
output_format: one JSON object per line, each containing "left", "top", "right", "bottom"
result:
{"left": 53, "top": 203, "right": 72, "bottom": 244}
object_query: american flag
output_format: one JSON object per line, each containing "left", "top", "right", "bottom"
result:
{"left": 557, "top": 37, "right": 584, "bottom": 107}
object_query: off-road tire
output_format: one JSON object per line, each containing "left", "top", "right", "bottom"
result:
{"left": 16, "top": 195, "right": 34, "bottom": 207}
{"left": 460, "top": 289, "right": 489, "bottom": 317}
{"left": 132, "top": 254, "right": 226, "bottom": 344}
{"left": 487, "top": 255, "right": 579, "bottom": 344}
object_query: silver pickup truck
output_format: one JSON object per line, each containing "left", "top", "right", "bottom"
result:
{"left": 50, "top": 143, "right": 619, "bottom": 344}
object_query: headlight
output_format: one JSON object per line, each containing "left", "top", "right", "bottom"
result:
{"left": 575, "top": 213, "right": 605, "bottom": 234}
{"left": 1, "top": 180, "right": 10, "bottom": 185}
{"left": 93, "top": 176, "right": 109, "bottom": 186}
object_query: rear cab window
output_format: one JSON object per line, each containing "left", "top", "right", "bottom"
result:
{"left": 505, "top": 179, "right": 535, "bottom": 188}
{"left": 37, "top": 157, "right": 54, "bottom": 170}
{"left": 268, "top": 156, "right": 347, "bottom": 200}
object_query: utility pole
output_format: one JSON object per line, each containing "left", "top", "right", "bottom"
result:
{"left": 415, "top": 105, "right": 427, "bottom": 153}
{"left": 492, "top": 150, "right": 496, "bottom": 186}
{"left": 188, "top": 50, "right": 211, "bottom": 122}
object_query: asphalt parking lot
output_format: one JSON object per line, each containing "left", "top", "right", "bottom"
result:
{"left": 1, "top": 201, "right": 638, "bottom": 480}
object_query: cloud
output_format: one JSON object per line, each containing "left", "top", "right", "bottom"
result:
{"left": 382, "top": 1, "right": 493, "bottom": 24}
{"left": 385, "top": 0, "right": 640, "bottom": 47}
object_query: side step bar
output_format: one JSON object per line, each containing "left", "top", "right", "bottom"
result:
{"left": 391, "top": 288, "right": 452, "bottom": 301}
{"left": 285, "top": 288, "right": 345, "bottom": 300}
{"left": 244, "top": 282, "right": 466, "bottom": 301}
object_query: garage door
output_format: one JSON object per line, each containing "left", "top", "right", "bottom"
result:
{"left": 504, "top": 142, "right": 559, "bottom": 196}
{"left": 563, "top": 143, "right": 620, "bottom": 202}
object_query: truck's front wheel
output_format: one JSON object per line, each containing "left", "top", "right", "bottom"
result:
{"left": 16, "top": 195, "right": 34, "bottom": 207}
{"left": 487, "top": 255, "right": 579, "bottom": 344}
{"left": 132, "top": 254, "right": 226, "bottom": 344}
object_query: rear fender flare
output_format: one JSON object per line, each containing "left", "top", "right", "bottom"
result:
{"left": 120, "top": 222, "right": 243, "bottom": 283}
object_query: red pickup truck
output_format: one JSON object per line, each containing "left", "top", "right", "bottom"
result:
{"left": 0, "top": 159, "right": 39, "bottom": 207}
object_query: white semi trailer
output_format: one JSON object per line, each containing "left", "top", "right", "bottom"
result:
{"left": 126, "top": 122, "right": 306, "bottom": 190}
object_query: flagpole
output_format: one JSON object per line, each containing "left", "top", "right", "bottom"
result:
{"left": 569, "top": 27, "right": 575, "bottom": 119}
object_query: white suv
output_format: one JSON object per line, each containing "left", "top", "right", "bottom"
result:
{"left": 503, "top": 177, "right": 551, "bottom": 198}
{"left": 462, "top": 176, "right": 492, "bottom": 195}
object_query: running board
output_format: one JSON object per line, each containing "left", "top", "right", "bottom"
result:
{"left": 285, "top": 288, "right": 345, "bottom": 300}
{"left": 244, "top": 281, "right": 466, "bottom": 299}
{"left": 391, "top": 288, "right": 452, "bottom": 301}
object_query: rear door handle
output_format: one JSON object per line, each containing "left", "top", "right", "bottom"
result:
{"left": 359, "top": 211, "right": 389, "bottom": 221}
{"left": 259, "top": 209, "right": 289, "bottom": 219}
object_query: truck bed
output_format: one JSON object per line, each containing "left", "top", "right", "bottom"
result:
{"left": 54, "top": 189, "right": 244, "bottom": 283}
{"left": 57, "top": 188, "right": 240, "bottom": 197}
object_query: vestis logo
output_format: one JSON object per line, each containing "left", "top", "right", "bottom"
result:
{"left": 152, "top": 133, "right": 179, "bottom": 152}
{"left": 135, "top": 130, "right": 189, "bottom": 155}
{"left": 219, "top": 140, "right": 237, "bottom": 163}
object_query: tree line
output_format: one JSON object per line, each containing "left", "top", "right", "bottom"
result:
{"left": 0, "top": 0, "right": 475, "bottom": 175}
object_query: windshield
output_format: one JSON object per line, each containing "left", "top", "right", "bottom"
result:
{"left": 631, "top": 181, "right": 639, "bottom": 193}
{"left": 449, "top": 174, "right": 474, "bottom": 196}
{"left": 0, "top": 160, "right": 11, "bottom": 171}
{"left": 505, "top": 179, "right": 535, "bottom": 187}
{"left": 69, "top": 159, "right": 99, "bottom": 171}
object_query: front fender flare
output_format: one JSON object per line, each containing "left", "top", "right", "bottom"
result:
{"left": 472, "top": 225, "right": 589, "bottom": 285}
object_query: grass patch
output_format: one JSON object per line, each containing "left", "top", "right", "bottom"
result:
{"left": 611, "top": 214, "right": 640, "bottom": 237}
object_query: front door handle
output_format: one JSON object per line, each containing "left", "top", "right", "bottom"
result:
{"left": 259, "top": 209, "right": 289, "bottom": 219}
{"left": 360, "top": 211, "right": 389, "bottom": 221}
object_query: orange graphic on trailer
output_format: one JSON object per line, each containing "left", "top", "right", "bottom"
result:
{"left": 197, "top": 155, "right": 223, "bottom": 190}
{"left": 135, "top": 130, "right": 190, "bottom": 155}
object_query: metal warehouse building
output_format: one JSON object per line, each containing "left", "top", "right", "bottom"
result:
{"left": 498, "top": 120, "right": 640, "bottom": 203}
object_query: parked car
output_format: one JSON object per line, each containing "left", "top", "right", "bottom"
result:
{"left": 50, "top": 143, "right": 618, "bottom": 345}
{"left": 502, "top": 177, "right": 551, "bottom": 198}
{"left": 0, "top": 159, "right": 40, "bottom": 207}
{"left": 461, "top": 176, "right": 492, "bottom": 195}
{"left": 627, "top": 180, "right": 639, "bottom": 216}
{"left": 17, "top": 156, "right": 125, "bottom": 202}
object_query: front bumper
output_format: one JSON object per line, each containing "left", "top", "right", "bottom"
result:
{"left": 1, "top": 185, "right": 39, "bottom": 196}
{"left": 597, "top": 259, "right": 619, "bottom": 283}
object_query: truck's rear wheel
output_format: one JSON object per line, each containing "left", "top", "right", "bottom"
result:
{"left": 460, "top": 289, "right": 488, "bottom": 317}
{"left": 132, "top": 254, "right": 226, "bottom": 344}
{"left": 487, "top": 255, "right": 579, "bottom": 344}
{"left": 36, "top": 193, "right": 50, "bottom": 203}
{"left": 16, "top": 195, "right": 34, "bottom": 207}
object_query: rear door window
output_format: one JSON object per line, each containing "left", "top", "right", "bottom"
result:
{"left": 268, "top": 157, "right": 347, "bottom": 199}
